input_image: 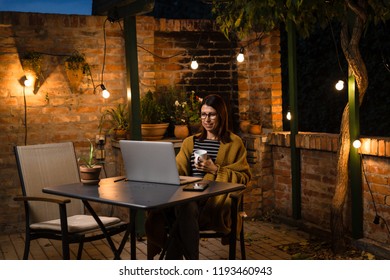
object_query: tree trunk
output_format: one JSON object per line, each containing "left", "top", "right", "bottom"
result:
{"left": 331, "top": 0, "right": 368, "bottom": 253}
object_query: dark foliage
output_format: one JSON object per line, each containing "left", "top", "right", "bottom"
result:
{"left": 148, "top": 0, "right": 212, "bottom": 19}
{"left": 281, "top": 22, "right": 390, "bottom": 137}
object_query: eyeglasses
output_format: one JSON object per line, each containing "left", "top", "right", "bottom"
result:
{"left": 200, "top": 112, "right": 217, "bottom": 120}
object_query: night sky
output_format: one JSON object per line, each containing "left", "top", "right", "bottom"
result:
{"left": 0, "top": 0, "right": 92, "bottom": 15}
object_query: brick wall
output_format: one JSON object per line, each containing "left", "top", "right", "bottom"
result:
{"left": 137, "top": 17, "right": 282, "bottom": 132}
{"left": 0, "top": 12, "right": 128, "bottom": 233}
{"left": 237, "top": 31, "right": 282, "bottom": 131}
{"left": 268, "top": 132, "right": 390, "bottom": 244}
{"left": 241, "top": 134, "right": 274, "bottom": 217}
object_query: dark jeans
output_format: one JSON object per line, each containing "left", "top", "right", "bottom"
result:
{"left": 146, "top": 199, "right": 207, "bottom": 260}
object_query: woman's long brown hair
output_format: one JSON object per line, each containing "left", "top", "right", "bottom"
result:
{"left": 197, "top": 94, "right": 231, "bottom": 143}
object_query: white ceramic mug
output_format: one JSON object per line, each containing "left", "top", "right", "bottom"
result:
{"left": 194, "top": 149, "right": 207, "bottom": 165}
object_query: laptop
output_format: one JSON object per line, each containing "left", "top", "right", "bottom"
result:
{"left": 119, "top": 140, "right": 202, "bottom": 185}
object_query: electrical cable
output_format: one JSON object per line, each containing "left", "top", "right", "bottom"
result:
{"left": 23, "top": 86, "right": 27, "bottom": 145}
{"left": 101, "top": 18, "right": 108, "bottom": 86}
{"left": 324, "top": 6, "right": 345, "bottom": 76}
{"left": 116, "top": 20, "right": 187, "bottom": 59}
{"left": 361, "top": 153, "right": 390, "bottom": 236}
{"left": 136, "top": 44, "right": 187, "bottom": 59}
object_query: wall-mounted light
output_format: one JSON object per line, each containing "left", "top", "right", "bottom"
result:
{"left": 352, "top": 139, "right": 361, "bottom": 149}
{"left": 20, "top": 75, "right": 33, "bottom": 87}
{"left": 335, "top": 80, "right": 344, "bottom": 91}
{"left": 237, "top": 47, "right": 245, "bottom": 63}
{"left": 24, "top": 78, "right": 32, "bottom": 87}
{"left": 190, "top": 57, "right": 198, "bottom": 70}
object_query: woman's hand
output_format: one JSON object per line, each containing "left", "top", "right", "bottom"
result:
{"left": 195, "top": 156, "right": 218, "bottom": 175}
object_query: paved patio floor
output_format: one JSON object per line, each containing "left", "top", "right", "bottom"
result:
{"left": 1, "top": 219, "right": 388, "bottom": 260}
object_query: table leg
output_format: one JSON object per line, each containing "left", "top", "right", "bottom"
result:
{"left": 82, "top": 199, "right": 122, "bottom": 259}
{"left": 130, "top": 209, "right": 137, "bottom": 259}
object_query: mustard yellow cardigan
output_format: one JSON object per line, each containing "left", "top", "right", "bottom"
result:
{"left": 176, "top": 132, "right": 251, "bottom": 234}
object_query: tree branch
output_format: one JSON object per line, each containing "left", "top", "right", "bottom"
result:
{"left": 346, "top": 0, "right": 367, "bottom": 22}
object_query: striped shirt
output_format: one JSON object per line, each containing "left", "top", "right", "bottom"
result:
{"left": 191, "top": 139, "right": 220, "bottom": 177}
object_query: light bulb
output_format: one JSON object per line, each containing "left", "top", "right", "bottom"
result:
{"left": 237, "top": 53, "right": 244, "bottom": 63}
{"left": 352, "top": 140, "right": 361, "bottom": 148}
{"left": 335, "top": 80, "right": 344, "bottom": 91}
{"left": 100, "top": 84, "right": 110, "bottom": 99}
{"left": 237, "top": 47, "right": 245, "bottom": 62}
{"left": 190, "top": 59, "right": 198, "bottom": 70}
{"left": 102, "top": 89, "right": 110, "bottom": 99}
{"left": 24, "top": 78, "right": 33, "bottom": 87}
{"left": 286, "top": 111, "right": 291, "bottom": 121}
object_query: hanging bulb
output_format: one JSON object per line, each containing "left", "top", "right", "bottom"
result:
{"left": 352, "top": 139, "right": 361, "bottom": 149}
{"left": 100, "top": 84, "right": 110, "bottom": 99}
{"left": 286, "top": 110, "right": 291, "bottom": 121}
{"left": 335, "top": 80, "right": 344, "bottom": 91}
{"left": 237, "top": 47, "right": 245, "bottom": 63}
{"left": 190, "top": 57, "right": 198, "bottom": 70}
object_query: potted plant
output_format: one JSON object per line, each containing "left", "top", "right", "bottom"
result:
{"left": 173, "top": 99, "right": 190, "bottom": 139}
{"left": 186, "top": 91, "right": 202, "bottom": 134}
{"left": 171, "top": 88, "right": 198, "bottom": 139}
{"left": 140, "top": 90, "right": 170, "bottom": 140}
{"left": 78, "top": 139, "right": 102, "bottom": 184}
{"left": 249, "top": 113, "right": 262, "bottom": 135}
{"left": 64, "top": 52, "right": 90, "bottom": 92}
{"left": 99, "top": 103, "right": 130, "bottom": 140}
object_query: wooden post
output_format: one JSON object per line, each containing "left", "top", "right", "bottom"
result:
{"left": 287, "top": 19, "right": 301, "bottom": 219}
{"left": 348, "top": 70, "right": 363, "bottom": 238}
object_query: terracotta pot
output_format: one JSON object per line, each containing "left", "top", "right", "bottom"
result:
{"left": 79, "top": 165, "right": 102, "bottom": 185}
{"left": 141, "top": 123, "right": 169, "bottom": 140}
{"left": 114, "top": 129, "right": 127, "bottom": 140}
{"left": 249, "top": 124, "right": 262, "bottom": 135}
{"left": 174, "top": 125, "right": 190, "bottom": 140}
{"left": 65, "top": 62, "right": 83, "bottom": 91}
{"left": 239, "top": 120, "right": 251, "bottom": 133}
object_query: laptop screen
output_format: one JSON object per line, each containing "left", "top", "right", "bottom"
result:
{"left": 119, "top": 140, "right": 182, "bottom": 185}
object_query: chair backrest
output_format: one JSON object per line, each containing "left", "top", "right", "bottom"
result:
{"left": 15, "top": 142, "right": 83, "bottom": 223}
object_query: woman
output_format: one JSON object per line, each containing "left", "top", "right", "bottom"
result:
{"left": 145, "top": 94, "right": 251, "bottom": 259}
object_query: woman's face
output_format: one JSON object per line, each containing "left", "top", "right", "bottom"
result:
{"left": 200, "top": 104, "right": 219, "bottom": 134}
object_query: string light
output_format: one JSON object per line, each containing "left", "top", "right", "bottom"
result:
{"left": 352, "top": 139, "right": 361, "bottom": 149}
{"left": 335, "top": 80, "right": 344, "bottom": 91}
{"left": 100, "top": 84, "right": 110, "bottom": 99}
{"left": 93, "top": 84, "right": 110, "bottom": 99}
{"left": 237, "top": 47, "right": 245, "bottom": 62}
{"left": 190, "top": 57, "right": 199, "bottom": 70}
{"left": 286, "top": 110, "right": 291, "bottom": 121}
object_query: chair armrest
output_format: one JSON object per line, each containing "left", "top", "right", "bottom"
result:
{"left": 14, "top": 195, "right": 71, "bottom": 205}
{"left": 228, "top": 189, "right": 247, "bottom": 216}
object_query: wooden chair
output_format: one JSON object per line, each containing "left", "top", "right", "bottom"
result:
{"left": 156, "top": 190, "right": 247, "bottom": 260}
{"left": 14, "top": 142, "right": 129, "bottom": 260}
{"left": 199, "top": 191, "right": 247, "bottom": 260}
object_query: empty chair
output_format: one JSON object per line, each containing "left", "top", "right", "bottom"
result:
{"left": 14, "top": 142, "right": 129, "bottom": 260}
